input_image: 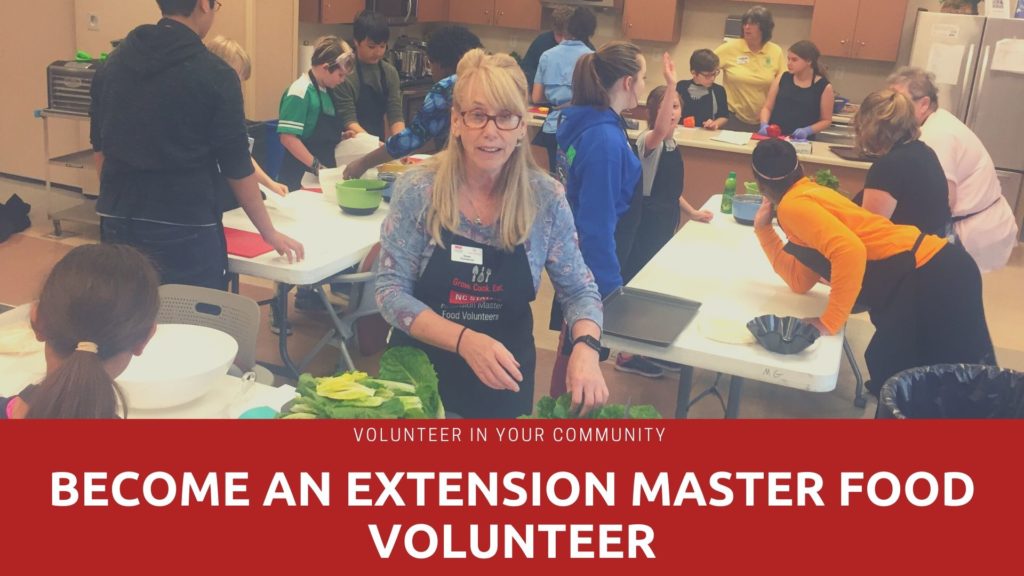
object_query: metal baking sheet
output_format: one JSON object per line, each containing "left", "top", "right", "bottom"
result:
{"left": 602, "top": 287, "right": 701, "bottom": 347}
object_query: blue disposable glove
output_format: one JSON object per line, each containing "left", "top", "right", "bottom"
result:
{"left": 758, "top": 122, "right": 769, "bottom": 136}
{"left": 791, "top": 126, "right": 813, "bottom": 141}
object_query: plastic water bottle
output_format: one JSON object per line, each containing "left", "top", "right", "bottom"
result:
{"left": 720, "top": 171, "right": 737, "bottom": 214}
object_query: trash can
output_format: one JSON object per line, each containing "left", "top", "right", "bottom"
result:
{"left": 878, "top": 364, "right": 1024, "bottom": 419}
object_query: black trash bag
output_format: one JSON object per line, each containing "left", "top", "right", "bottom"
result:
{"left": 0, "top": 194, "right": 31, "bottom": 243}
{"left": 878, "top": 364, "right": 1024, "bottom": 419}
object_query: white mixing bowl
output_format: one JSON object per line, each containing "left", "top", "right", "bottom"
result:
{"left": 117, "top": 324, "right": 238, "bottom": 410}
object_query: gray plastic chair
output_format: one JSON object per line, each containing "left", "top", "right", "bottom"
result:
{"left": 157, "top": 284, "right": 273, "bottom": 385}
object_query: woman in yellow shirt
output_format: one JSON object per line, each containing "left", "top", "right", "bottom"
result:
{"left": 714, "top": 6, "right": 786, "bottom": 131}
{"left": 750, "top": 138, "right": 994, "bottom": 396}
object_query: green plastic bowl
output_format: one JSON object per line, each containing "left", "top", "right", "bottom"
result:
{"left": 336, "top": 179, "right": 385, "bottom": 215}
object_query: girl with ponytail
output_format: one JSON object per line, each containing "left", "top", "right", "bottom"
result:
{"left": 759, "top": 40, "right": 834, "bottom": 141}
{"left": 1, "top": 244, "right": 159, "bottom": 419}
{"left": 550, "top": 41, "right": 669, "bottom": 385}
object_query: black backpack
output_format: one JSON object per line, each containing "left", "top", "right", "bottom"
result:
{"left": 0, "top": 194, "right": 31, "bottom": 243}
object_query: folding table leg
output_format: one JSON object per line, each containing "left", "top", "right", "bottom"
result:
{"left": 272, "top": 282, "right": 299, "bottom": 377}
{"left": 725, "top": 376, "right": 745, "bottom": 418}
{"left": 675, "top": 365, "right": 694, "bottom": 419}
{"left": 844, "top": 336, "right": 867, "bottom": 408}
{"left": 315, "top": 285, "right": 356, "bottom": 372}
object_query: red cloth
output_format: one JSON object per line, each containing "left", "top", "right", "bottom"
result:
{"left": 223, "top": 228, "right": 274, "bottom": 258}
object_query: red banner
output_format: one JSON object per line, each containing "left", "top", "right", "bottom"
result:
{"left": 1, "top": 421, "right": 1020, "bottom": 572}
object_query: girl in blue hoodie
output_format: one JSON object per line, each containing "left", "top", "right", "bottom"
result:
{"left": 550, "top": 41, "right": 666, "bottom": 390}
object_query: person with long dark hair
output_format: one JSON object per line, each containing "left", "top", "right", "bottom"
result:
{"left": 1, "top": 244, "right": 159, "bottom": 419}
{"left": 759, "top": 40, "right": 834, "bottom": 140}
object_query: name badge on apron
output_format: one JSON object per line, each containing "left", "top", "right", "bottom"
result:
{"left": 451, "top": 244, "right": 483, "bottom": 265}
{"left": 737, "top": 55, "right": 750, "bottom": 65}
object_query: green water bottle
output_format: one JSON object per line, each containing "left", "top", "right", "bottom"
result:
{"left": 720, "top": 171, "right": 737, "bottom": 214}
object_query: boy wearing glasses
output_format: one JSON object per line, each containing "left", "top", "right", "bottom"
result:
{"left": 675, "top": 49, "right": 729, "bottom": 130}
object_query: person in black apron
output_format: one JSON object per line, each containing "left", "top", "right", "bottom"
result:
{"left": 333, "top": 11, "right": 404, "bottom": 141}
{"left": 376, "top": 49, "right": 607, "bottom": 418}
{"left": 390, "top": 231, "right": 537, "bottom": 418}
{"left": 277, "top": 37, "right": 355, "bottom": 192}
{"left": 751, "top": 139, "right": 994, "bottom": 397}
{"left": 352, "top": 60, "right": 390, "bottom": 141}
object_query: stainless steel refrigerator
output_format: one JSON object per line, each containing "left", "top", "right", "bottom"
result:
{"left": 909, "top": 12, "right": 1024, "bottom": 238}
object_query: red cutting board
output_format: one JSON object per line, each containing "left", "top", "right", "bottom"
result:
{"left": 224, "top": 228, "right": 275, "bottom": 258}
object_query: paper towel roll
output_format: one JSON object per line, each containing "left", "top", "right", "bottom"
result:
{"left": 298, "top": 43, "right": 316, "bottom": 72}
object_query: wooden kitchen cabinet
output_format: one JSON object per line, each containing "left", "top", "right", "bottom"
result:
{"left": 417, "top": 0, "right": 449, "bottom": 22}
{"left": 449, "top": 0, "right": 492, "bottom": 26}
{"left": 494, "top": 0, "right": 540, "bottom": 30}
{"left": 849, "top": 0, "right": 906, "bottom": 61}
{"left": 623, "top": 0, "right": 681, "bottom": 43}
{"left": 449, "top": 0, "right": 540, "bottom": 30}
{"left": 810, "top": 0, "right": 907, "bottom": 61}
{"left": 299, "top": 0, "right": 363, "bottom": 24}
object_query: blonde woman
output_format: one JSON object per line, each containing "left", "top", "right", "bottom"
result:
{"left": 376, "top": 49, "right": 607, "bottom": 418}
{"left": 854, "top": 89, "right": 950, "bottom": 236}
{"left": 205, "top": 36, "right": 288, "bottom": 202}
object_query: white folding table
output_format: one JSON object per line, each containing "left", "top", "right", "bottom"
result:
{"left": 603, "top": 195, "right": 862, "bottom": 418}
{"left": 223, "top": 190, "right": 386, "bottom": 376}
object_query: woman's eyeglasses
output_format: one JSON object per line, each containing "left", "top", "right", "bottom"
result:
{"left": 460, "top": 110, "right": 523, "bottom": 131}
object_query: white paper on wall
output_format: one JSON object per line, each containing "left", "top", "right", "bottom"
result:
{"left": 985, "top": 0, "right": 1012, "bottom": 19}
{"left": 927, "top": 43, "right": 967, "bottom": 85}
{"left": 991, "top": 38, "right": 1024, "bottom": 74}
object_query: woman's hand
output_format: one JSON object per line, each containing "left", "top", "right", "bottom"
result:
{"left": 661, "top": 52, "right": 677, "bottom": 87}
{"left": 262, "top": 230, "right": 305, "bottom": 263}
{"left": 702, "top": 119, "right": 720, "bottom": 130}
{"left": 566, "top": 345, "right": 608, "bottom": 416}
{"left": 458, "top": 329, "right": 523, "bottom": 392}
{"left": 753, "top": 196, "right": 773, "bottom": 230}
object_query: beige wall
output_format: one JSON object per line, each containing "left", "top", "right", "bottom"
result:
{"left": 0, "top": 0, "right": 80, "bottom": 184}
{"left": 74, "top": 0, "right": 159, "bottom": 57}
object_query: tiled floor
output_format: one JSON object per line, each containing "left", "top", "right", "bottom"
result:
{"left": 3, "top": 175, "right": 1022, "bottom": 418}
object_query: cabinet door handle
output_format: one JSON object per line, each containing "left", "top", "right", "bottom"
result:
{"left": 840, "top": 39, "right": 846, "bottom": 45}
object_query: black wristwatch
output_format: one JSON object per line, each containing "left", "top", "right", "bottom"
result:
{"left": 308, "top": 157, "right": 322, "bottom": 174}
{"left": 573, "top": 334, "right": 602, "bottom": 354}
